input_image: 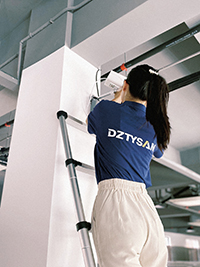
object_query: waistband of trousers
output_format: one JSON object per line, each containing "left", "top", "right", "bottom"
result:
{"left": 98, "top": 178, "right": 146, "bottom": 193}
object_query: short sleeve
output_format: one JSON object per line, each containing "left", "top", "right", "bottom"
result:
{"left": 87, "top": 100, "right": 104, "bottom": 135}
{"left": 153, "top": 145, "right": 163, "bottom": 158}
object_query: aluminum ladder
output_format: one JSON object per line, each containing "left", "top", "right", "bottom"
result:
{"left": 57, "top": 110, "right": 96, "bottom": 267}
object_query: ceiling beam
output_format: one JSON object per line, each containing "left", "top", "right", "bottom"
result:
{"left": 153, "top": 156, "right": 200, "bottom": 184}
{"left": 0, "top": 71, "right": 18, "bottom": 91}
{"left": 167, "top": 201, "right": 200, "bottom": 216}
{"left": 101, "top": 23, "right": 200, "bottom": 79}
{"left": 160, "top": 213, "right": 190, "bottom": 219}
{"left": 168, "top": 70, "right": 200, "bottom": 91}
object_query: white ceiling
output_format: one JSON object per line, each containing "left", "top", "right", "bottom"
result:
{"left": 72, "top": 0, "right": 200, "bottom": 68}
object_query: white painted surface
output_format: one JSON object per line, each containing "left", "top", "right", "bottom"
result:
{"left": 0, "top": 164, "right": 6, "bottom": 171}
{"left": 72, "top": 0, "right": 200, "bottom": 67}
{"left": 167, "top": 85, "right": 200, "bottom": 150}
{"left": 165, "top": 231, "right": 200, "bottom": 248}
{"left": 0, "top": 70, "right": 18, "bottom": 91}
{"left": 0, "top": 46, "right": 65, "bottom": 267}
{"left": 0, "top": 88, "right": 18, "bottom": 117}
{"left": 163, "top": 146, "right": 182, "bottom": 165}
{"left": 153, "top": 156, "right": 200, "bottom": 184}
{"left": 47, "top": 47, "right": 98, "bottom": 267}
{"left": 0, "top": 46, "right": 98, "bottom": 267}
{"left": 169, "top": 196, "right": 200, "bottom": 207}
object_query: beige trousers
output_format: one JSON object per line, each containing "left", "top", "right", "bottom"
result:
{"left": 91, "top": 179, "right": 168, "bottom": 267}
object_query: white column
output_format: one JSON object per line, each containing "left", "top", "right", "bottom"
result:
{"left": 0, "top": 46, "right": 98, "bottom": 267}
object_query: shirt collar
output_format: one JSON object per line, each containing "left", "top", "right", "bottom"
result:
{"left": 122, "top": 101, "right": 146, "bottom": 113}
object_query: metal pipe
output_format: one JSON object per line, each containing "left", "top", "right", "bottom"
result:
{"left": 98, "top": 90, "right": 114, "bottom": 100}
{"left": 167, "top": 201, "right": 200, "bottom": 216}
{"left": 101, "top": 23, "right": 200, "bottom": 79}
{"left": 161, "top": 186, "right": 190, "bottom": 204}
{"left": 168, "top": 70, "right": 200, "bottom": 92}
{"left": 17, "top": 0, "right": 92, "bottom": 81}
{"left": 65, "top": 0, "right": 75, "bottom": 48}
{"left": 0, "top": 53, "right": 18, "bottom": 70}
{"left": 17, "top": 41, "right": 23, "bottom": 81}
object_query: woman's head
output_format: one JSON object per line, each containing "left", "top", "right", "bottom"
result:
{"left": 126, "top": 64, "right": 159, "bottom": 100}
{"left": 125, "top": 64, "right": 171, "bottom": 151}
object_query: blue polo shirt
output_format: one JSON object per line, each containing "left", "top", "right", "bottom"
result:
{"left": 88, "top": 100, "right": 162, "bottom": 188}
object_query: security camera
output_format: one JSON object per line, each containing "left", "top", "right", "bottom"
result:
{"left": 104, "top": 71, "right": 126, "bottom": 92}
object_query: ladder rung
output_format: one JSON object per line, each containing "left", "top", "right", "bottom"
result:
{"left": 76, "top": 163, "right": 95, "bottom": 176}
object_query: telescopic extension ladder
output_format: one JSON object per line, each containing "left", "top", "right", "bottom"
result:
{"left": 57, "top": 110, "right": 96, "bottom": 267}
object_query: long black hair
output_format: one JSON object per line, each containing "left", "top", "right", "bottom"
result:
{"left": 126, "top": 64, "right": 171, "bottom": 151}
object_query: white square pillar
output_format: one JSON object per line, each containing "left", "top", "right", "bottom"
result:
{"left": 0, "top": 46, "right": 98, "bottom": 267}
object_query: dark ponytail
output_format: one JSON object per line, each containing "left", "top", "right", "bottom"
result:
{"left": 126, "top": 64, "right": 171, "bottom": 151}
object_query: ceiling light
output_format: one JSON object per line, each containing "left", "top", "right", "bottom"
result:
{"left": 168, "top": 196, "right": 200, "bottom": 207}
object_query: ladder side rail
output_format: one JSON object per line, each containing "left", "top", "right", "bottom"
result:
{"left": 58, "top": 113, "right": 85, "bottom": 221}
{"left": 57, "top": 110, "right": 96, "bottom": 267}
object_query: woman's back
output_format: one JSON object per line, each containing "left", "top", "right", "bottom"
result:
{"left": 88, "top": 99, "right": 162, "bottom": 187}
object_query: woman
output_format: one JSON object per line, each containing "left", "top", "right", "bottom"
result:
{"left": 87, "top": 64, "right": 171, "bottom": 267}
